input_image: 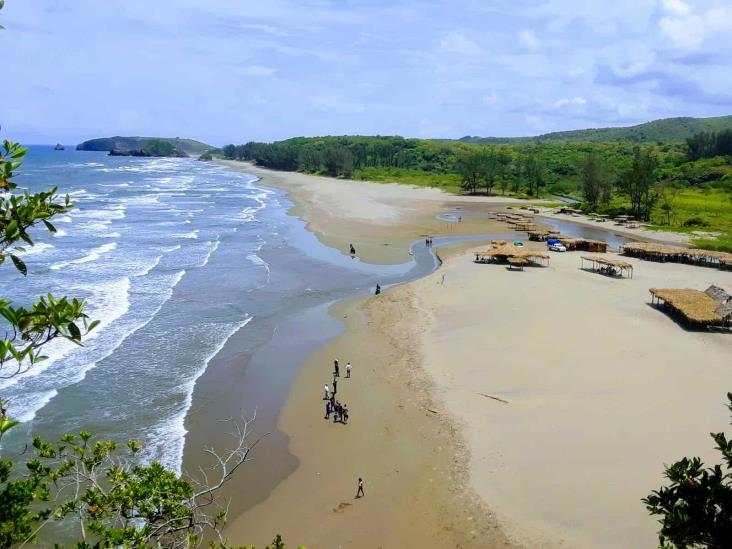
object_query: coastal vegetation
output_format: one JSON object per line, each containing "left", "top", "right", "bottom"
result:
{"left": 644, "top": 392, "right": 732, "bottom": 548}
{"left": 77, "top": 136, "right": 212, "bottom": 155}
{"left": 221, "top": 121, "right": 732, "bottom": 251}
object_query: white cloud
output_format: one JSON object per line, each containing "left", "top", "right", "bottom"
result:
{"left": 659, "top": 5, "right": 732, "bottom": 50}
{"left": 661, "top": 0, "right": 691, "bottom": 17}
{"left": 484, "top": 93, "right": 498, "bottom": 104}
{"left": 438, "top": 32, "right": 483, "bottom": 55}
{"left": 240, "top": 65, "right": 277, "bottom": 77}
{"left": 554, "top": 96, "right": 587, "bottom": 108}
{"left": 517, "top": 29, "right": 539, "bottom": 50}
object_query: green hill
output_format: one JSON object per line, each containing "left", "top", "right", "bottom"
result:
{"left": 460, "top": 115, "right": 732, "bottom": 144}
{"left": 76, "top": 136, "right": 213, "bottom": 155}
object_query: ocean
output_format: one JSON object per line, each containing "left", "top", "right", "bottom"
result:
{"left": 0, "top": 146, "right": 442, "bottom": 474}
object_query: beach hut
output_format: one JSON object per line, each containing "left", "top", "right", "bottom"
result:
{"left": 558, "top": 236, "right": 608, "bottom": 253}
{"left": 649, "top": 286, "right": 732, "bottom": 328}
{"left": 474, "top": 244, "right": 550, "bottom": 267}
{"left": 580, "top": 256, "right": 633, "bottom": 278}
{"left": 622, "top": 242, "right": 732, "bottom": 271}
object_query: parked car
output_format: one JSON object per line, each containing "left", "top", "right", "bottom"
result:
{"left": 549, "top": 242, "right": 567, "bottom": 252}
{"left": 513, "top": 240, "right": 524, "bottom": 247}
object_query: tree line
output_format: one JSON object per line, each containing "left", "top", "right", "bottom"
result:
{"left": 686, "top": 129, "right": 732, "bottom": 161}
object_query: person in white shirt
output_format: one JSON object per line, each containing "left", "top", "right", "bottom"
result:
{"left": 324, "top": 384, "right": 329, "bottom": 399}
{"left": 346, "top": 362, "right": 352, "bottom": 378}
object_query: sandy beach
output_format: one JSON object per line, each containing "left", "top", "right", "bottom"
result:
{"left": 220, "top": 163, "right": 732, "bottom": 548}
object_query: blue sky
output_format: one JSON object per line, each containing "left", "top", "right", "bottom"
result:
{"left": 2, "top": 0, "right": 732, "bottom": 146}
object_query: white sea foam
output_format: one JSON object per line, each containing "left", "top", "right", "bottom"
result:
{"left": 198, "top": 240, "right": 221, "bottom": 268}
{"left": 136, "top": 254, "right": 163, "bottom": 277}
{"left": 2, "top": 270, "right": 187, "bottom": 421}
{"left": 53, "top": 229, "right": 68, "bottom": 237}
{"left": 12, "top": 390, "right": 58, "bottom": 422}
{"left": 174, "top": 230, "right": 199, "bottom": 240}
{"left": 50, "top": 242, "right": 118, "bottom": 270}
{"left": 17, "top": 242, "right": 54, "bottom": 256}
{"left": 145, "top": 316, "right": 253, "bottom": 474}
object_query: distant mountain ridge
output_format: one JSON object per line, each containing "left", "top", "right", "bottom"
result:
{"left": 458, "top": 115, "right": 732, "bottom": 144}
{"left": 76, "top": 136, "right": 213, "bottom": 154}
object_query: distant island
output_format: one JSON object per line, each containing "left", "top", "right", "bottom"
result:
{"left": 76, "top": 136, "right": 213, "bottom": 156}
{"left": 108, "top": 139, "right": 189, "bottom": 158}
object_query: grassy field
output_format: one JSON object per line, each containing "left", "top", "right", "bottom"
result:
{"left": 353, "top": 167, "right": 463, "bottom": 193}
{"left": 648, "top": 188, "right": 732, "bottom": 252}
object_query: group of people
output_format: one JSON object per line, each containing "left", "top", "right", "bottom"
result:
{"left": 425, "top": 237, "right": 434, "bottom": 246}
{"left": 323, "top": 359, "right": 352, "bottom": 424}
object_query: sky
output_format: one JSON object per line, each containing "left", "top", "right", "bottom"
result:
{"left": 1, "top": 0, "right": 732, "bottom": 146}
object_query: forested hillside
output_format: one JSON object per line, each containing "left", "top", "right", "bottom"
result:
{"left": 458, "top": 115, "right": 732, "bottom": 144}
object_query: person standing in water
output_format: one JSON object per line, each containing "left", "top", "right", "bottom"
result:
{"left": 356, "top": 477, "right": 365, "bottom": 498}
{"left": 375, "top": 284, "right": 381, "bottom": 295}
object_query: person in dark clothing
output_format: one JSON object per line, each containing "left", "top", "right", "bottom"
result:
{"left": 349, "top": 244, "right": 356, "bottom": 255}
{"left": 334, "top": 359, "right": 340, "bottom": 377}
{"left": 332, "top": 376, "right": 338, "bottom": 394}
{"left": 325, "top": 400, "right": 331, "bottom": 419}
{"left": 342, "top": 403, "right": 349, "bottom": 424}
{"left": 375, "top": 284, "right": 381, "bottom": 295}
{"left": 333, "top": 401, "right": 341, "bottom": 423}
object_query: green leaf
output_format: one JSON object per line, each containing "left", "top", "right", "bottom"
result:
{"left": 42, "top": 219, "right": 57, "bottom": 233}
{"left": 0, "top": 417, "right": 20, "bottom": 434}
{"left": 10, "top": 254, "right": 27, "bottom": 276}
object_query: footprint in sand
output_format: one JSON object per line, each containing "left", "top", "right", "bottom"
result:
{"left": 333, "top": 502, "right": 353, "bottom": 513}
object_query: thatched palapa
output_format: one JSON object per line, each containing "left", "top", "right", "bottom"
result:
{"left": 581, "top": 256, "right": 634, "bottom": 278}
{"left": 623, "top": 242, "right": 732, "bottom": 271}
{"left": 475, "top": 243, "right": 550, "bottom": 267}
{"left": 558, "top": 236, "right": 608, "bottom": 253}
{"left": 650, "top": 286, "right": 732, "bottom": 328}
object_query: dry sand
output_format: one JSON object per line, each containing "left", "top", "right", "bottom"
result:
{"left": 222, "top": 163, "right": 732, "bottom": 548}
{"left": 417, "top": 250, "right": 732, "bottom": 548}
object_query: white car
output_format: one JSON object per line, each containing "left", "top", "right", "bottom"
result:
{"left": 549, "top": 243, "right": 567, "bottom": 252}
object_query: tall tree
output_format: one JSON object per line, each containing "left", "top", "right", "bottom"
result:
{"left": 522, "top": 155, "right": 546, "bottom": 197}
{"left": 618, "top": 147, "right": 659, "bottom": 221}
{"left": 455, "top": 149, "right": 487, "bottom": 194}
{"left": 580, "top": 152, "right": 612, "bottom": 209}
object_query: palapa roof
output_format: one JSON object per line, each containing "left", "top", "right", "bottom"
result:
{"left": 623, "top": 242, "right": 732, "bottom": 263}
{"left": 581, "top": 255, "right": 633, "bottom": 269}
{"left": 476, "top": 244, "right": 550, "bottom": 261}
{"left": 649, "top": 288, "right": 726, "bottom": 325}
{"left": 559, "top": 236, "right": 607, "bottom": 246}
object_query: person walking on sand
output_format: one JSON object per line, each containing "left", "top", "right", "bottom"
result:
{"left": 334, "top": 359, "right": 340, "bottom": 377}
{"left": 332, "top": 376, "right": 338, "bottom": 395}
{"left": 356, "top": 477, "right": 365, "bottom": 498}
{"left": 346, "top": 362, "right": 352, "bottom": 378}
{"left": 324, "top": 384, "right": 330, "bottom": 400}
{"left": 342, "top": 403, "right": 349, "bottom": 424}
{"left": 375, "top": 283, "right": 381, "bottom": 295}
{"left": 334, "top": 401, "right": 341, "bottom": 423}
{"left": 325, "top": 400, "right": 331, "bottom": 420}
{"left": 349, "top": 243, "right": 356, "bottom": 255}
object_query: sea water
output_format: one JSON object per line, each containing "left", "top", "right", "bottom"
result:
{"left": 0, "top": 146, "right": 446, "bottom": 474}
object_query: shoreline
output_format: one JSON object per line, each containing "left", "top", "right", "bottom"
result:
{"left": 211, "top": 162, "right": 730, "bottom": 547}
